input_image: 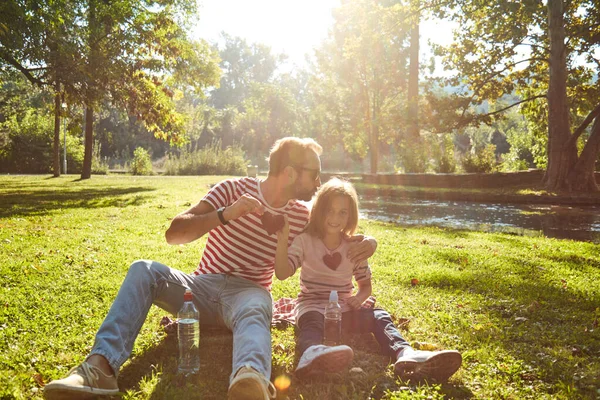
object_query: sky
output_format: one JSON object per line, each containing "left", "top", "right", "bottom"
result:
{"left": 191, "top": 0, "right": 456, "bottom": 72}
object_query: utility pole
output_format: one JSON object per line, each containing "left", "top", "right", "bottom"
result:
{"left": 62, "top": 102, "right": 68, "bottom": 174}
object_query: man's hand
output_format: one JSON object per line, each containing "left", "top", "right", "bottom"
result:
{"left": 346, "top": 296, "right": 363, "bottom": 310}
{"left": 223, "top": 194, "right": 265, "bottom": 222}
{"left": 347, "top": 234, "right": 377, "bottom": 263}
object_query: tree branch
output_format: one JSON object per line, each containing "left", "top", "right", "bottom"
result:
{"left": 566, "top": 102, "right": 600, "bottom": 147}
{"left": 485, "top": 94, "right": 547, "bottom": 117}
{"left": 0, "top": 51, "right": 47, "bottom": 87}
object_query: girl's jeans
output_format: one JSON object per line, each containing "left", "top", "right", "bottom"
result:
{"left": 296, "top": 308, "right": 410, "bottom": 359}
{"left": 89, "top": 260, "right": 273, "bottom": 383}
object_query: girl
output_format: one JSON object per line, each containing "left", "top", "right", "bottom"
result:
{"left": 275, "top": 178, "right": 462, "bottom": 382}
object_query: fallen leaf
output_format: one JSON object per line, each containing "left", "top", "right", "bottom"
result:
{"left": 32, "top": 373, "right": 44, "bottom": 387}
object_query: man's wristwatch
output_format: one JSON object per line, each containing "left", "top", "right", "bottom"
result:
{"left": 217, "top": 207, "right": 229, "bottom": 226}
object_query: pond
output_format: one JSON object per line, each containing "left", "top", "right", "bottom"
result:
{"left": 359, "top": 196, "right": 600, "bottom": 243}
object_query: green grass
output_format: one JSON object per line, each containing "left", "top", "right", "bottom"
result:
{"left": 1, "top": 175, "right": 599, "bottom": 399}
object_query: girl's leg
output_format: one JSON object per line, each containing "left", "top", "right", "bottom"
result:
{"left": 296, "top": 311, "right": 325, "bottom": 357}
{"left": 342, "top": 308, "right": 410, "bottom": 359}
{"left": 295, "top": 311, "right": 354, "bottom": 379}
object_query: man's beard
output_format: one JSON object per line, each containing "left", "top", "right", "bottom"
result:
{"left": 294, "top": 186, "right": 316, "bottom": 201}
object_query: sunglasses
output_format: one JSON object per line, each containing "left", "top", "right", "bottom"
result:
{"left": 292, "top": 165, "right": 321, "bottom": 181}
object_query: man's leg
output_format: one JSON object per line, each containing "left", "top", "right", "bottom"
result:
{"left": 44, "top": 260, "right": 222, "bottom": 399}
{"left": 220, "top": 276, "right": 275, "bottom": 400}
{"left": 89, "top": 260, "right": 221, "bottom": 375}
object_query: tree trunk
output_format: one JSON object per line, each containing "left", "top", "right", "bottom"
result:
{"left": 371, "top": 103, "right": 379, "bottom": 174}
{"left": 81, "top": 0, "right": 98, "bottom": 180}
{"left": 567, "top": 116, "right": 600, "bottom": 192}
{"left": 81, "top": 104, "right": 93, "bottom": 179}
{"left": 407, "top": 0, "right": 420, "bottom": 140}
{"left": 53, "top": 88, "right": 61, "bottom": 177}
{"left": 543, "top": 0, "right": 577, "bottom": 191}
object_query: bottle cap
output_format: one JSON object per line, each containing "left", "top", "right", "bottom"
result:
{"left": 183, "top": 288, "right": 193, "bottom": 302}
{"left": 329, "top": 290, "right": 338, "bottom": 302}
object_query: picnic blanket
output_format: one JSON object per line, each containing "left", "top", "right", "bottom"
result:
{"left": 271, "top": 296, "right": 377, "bottom": 328}
{"left": 160, "top": 296, "right": 377, "bottom": 334}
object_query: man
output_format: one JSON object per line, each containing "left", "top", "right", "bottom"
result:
{"left": 44, "top": 137, "right": 377, "bottom": 400}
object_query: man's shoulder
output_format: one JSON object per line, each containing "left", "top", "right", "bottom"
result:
{"left": 214, "top": 176, "right": 259, "bottom": 193}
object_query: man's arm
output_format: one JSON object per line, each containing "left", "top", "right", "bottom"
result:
{"left": 165, "top": 194, "right": 264, "bottom": 245}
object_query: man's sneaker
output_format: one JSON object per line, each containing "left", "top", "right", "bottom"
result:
{"left": 394, "top": 348, "right": 462, "bottom": 383}
{"left": 228, "top": 365, "right": 276, "bottom": 400}
{"left": 294, "top": 344, "right": 354, "bottom": 379}
{"left": 43, "top": 362, "right": 119, "bottom": 400}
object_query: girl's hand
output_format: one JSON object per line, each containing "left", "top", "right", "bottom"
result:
{"left": 276, "top": 214, "right": 290, "bottom": 241}
{"left": 346, "top": 296, "right": 363, "bottom": 310}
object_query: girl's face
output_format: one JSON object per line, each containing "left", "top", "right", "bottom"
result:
{"left": 323, "top": 195, "right": 351, "bottom": 236}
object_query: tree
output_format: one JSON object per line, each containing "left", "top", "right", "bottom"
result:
{"left": 431, "top": 0, "right": 600, "bottom": 191}
{"left": 1, "top": 0, "right": 220, "bottom": 179}
{"left": 0, "top": 0, "right": 80, "bottom": 176}
{"left": 310, "top": 0, "right": 411, "bottom": 173}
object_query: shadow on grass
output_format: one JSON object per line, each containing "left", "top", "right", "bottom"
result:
{"left": 409, "top": 267, "right": 599, "bottom": 397}
{"left": 0, "top": 187, "right": 155, "bottom": 218}
{"left": 117, "top": 330, "right": 233, "bottom": 400}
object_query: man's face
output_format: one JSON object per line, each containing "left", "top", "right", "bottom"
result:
{"left": 292, "top": 150, "right": 321, "bottom": 201}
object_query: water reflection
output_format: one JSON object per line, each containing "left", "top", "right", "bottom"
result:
{"left": 359, "top": 196, "right": 600, "bottom": 243}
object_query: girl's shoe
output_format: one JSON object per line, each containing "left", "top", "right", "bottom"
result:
{"left": 295, "top": 344, "right": 354, "bottom": 379}
{"left": 394, "top": 348, "right": 462, "bottom": 382}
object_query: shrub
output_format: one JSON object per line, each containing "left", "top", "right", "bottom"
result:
{"left": 164, "top": 141, "right": 247, "bottom": 176}
{"left": 431, "top": 134, "right": 456, "bottom": 173}
{"left": 91, "top": 140, "right": 109, "bottom": 175}
{"left": 461, "top": 144, "right": 498, "bottom": 173}
{"left": 398, "top": 140, "right": 428, "bottom": 173}
{"left": 130, "top": 147, "right": 153, "bottom": 175}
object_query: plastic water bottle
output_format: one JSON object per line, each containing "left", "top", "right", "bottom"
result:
{"left": 323, "top": 290, "right": 342, "bottom": 346}
{"left": 178, "top": 288, "right": 200, "bottom": 375}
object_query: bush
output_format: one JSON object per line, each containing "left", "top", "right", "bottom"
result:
{"left": 431, "top": 134, "right": 456, "bottom": 173}
{"left": 461, "top": 144, "right": 498, "bottom": 173}
{"left": 130, "top": 147, "right": 153, "bottom": 175}
{"left": 91, "top": 140, "right": 109, "bottom": 175}
{"left": 398, "top": 140, "right": 428, "bottom": 173}
{"left": 164, "top": 141, "right": 247, "bottom": 176}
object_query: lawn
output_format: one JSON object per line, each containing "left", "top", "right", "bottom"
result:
{"left": 1, "top": 175, "right": 599, "bottom": 399}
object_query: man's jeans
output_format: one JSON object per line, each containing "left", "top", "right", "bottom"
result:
{"left": 297, "top": 308, "right": 410, "bottom": 359}
{"left": 89, "top": 260, "right": 273, "bottom": 383}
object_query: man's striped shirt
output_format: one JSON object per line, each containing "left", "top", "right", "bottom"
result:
{"left": 194, "top": 177, "right": 310, "bottom": 290}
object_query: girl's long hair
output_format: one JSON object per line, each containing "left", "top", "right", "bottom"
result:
{"left": 304, "top": 177, "right": 359, "bottom": 238}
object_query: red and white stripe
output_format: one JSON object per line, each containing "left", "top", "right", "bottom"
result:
{"left": 194, "top": 178, "right": 309, "bottom": 290}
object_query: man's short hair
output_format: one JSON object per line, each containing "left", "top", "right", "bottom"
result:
{"left": 267, "top": 137, "right": 323, "bottom": 177}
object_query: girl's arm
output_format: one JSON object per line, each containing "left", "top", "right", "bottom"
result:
{"left": 347, "top": 278, "right": 372, "bottom": 309}
{"left": 274, "top": 215, "right": 294, "bottom": 280}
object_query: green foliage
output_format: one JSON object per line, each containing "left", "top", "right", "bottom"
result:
{"left": 130, "top": 147, "right": 153, "bottom": 176}
{"left": 163, "top": 141, "right": 247, "bottom": 176}
{"left": 309, "top": 0, "right": 411, "bottom": 173}
{"left": 0, "top": 109, "right": 53, "bottom": 173}
{"left": 430, "top": 134, "right": 457, "bottom": 173}
{"left": 461, "top": 144, "right": 498, "bottom": 173}
{"left": 398, "top": 140, "right": 428, "bottom": 173}
{"left": 91, "top": 140, "right": 108, "bottom": 175}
